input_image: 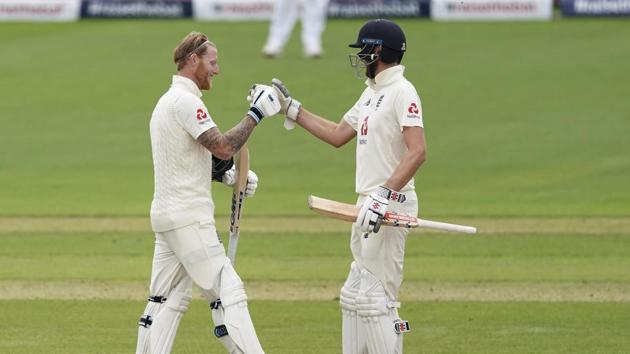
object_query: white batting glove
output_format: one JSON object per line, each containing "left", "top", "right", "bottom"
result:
{"left": 271, "top": 78, "right": 301, "bottom": 130}
{"left": 247, "top": 84, "right": 281, "bottom": 124}
{"left": 221, "top": 165, "right": 259, "bottom": 197}
{"left": 357, "top": 186, "right": 396, "bottom": 233}
{"left": 244, "top": 170, "right": 258, "bottom": 197}
{"left": 246, "top": 84, "right": 260, "bottom": 104}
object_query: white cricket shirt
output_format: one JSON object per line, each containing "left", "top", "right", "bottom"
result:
{"left": 149, "top": 75, "right": 217, "bottom": 232}
{"left": 343, "top": 65, "right": 424, "bottom": 195}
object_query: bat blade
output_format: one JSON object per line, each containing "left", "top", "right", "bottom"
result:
{"left": 307, "top": 195, "right": 359, "bottom": 222}
{"left": 227, "top": 146, "right": 249, "bottom": 264}
{"left": 308, "top": 195, "right": 477, "bottom": 234}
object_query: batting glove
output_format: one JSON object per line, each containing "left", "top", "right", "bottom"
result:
{"left": 222, "top": 165, "right": 259, "bottom": 197}
{"left": 357, "top": 186, "right": 396, "bottom": 233}
{"left": 247, "top": 84, "right": 281, "bottom": 124}
{"left": 271, "top": 78, "right": 301, "bottom": 130}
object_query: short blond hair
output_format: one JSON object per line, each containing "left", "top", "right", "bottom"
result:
{"left": 173, "top": 31, "right": 216, "bottom": 70}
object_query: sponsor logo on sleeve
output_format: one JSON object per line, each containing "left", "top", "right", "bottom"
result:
{"left": 407, "top": 102, "right": 421, "bottom": 118}
{"left": 196, "top": 108, "right": 208, "bottom": 122}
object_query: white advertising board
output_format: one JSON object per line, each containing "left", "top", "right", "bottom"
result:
{"left": 193, "top": 0, "right": 274, "bottom": 20}
{"left": 0, "top": 0, "right": 80, "bottom": 21}
{"left": 431, "top": 0, "right": 553, "bottom": 20}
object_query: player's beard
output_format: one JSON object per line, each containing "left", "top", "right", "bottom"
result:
{"left": 366, "top": 61, "right": 378, "bottom": 79}
{"left": 206, "top": 75, "right": 214, "bottom": 91}
{"left": 195, "top": 66, "right": 212, "bottom": 90}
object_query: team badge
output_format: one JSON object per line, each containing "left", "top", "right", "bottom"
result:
{"left": 196, "top": 108, "right": 208, "bottom": 121}
{"left": 360, "top": 116, "right": 369, "bottom": 136}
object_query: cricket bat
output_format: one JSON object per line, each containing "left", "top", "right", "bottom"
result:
{"left": 308, "top": 195, "right": 477, "bottom": 234}
{"left": 227, "top": 146, "right": 249, "bottom": 265}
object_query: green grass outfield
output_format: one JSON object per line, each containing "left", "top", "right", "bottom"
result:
{"left": 1, "top": 220, "right": 630, "bottom": 353}
{"left": 1, "top": 19, "right": 629, "bottom": 353}
{"left": 1, "top": 19, "right": 629, "bottom": 217}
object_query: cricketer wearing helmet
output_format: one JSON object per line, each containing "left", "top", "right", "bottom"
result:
{"left": 265, "top": 19, "right": 426, "bottom": 354}
{"left": 135, "top": 31, "right": 282, "bottom": 354}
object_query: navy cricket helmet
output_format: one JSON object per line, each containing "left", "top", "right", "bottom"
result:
{"left": 349, "top": 19, "right": 407, "bottom": 55}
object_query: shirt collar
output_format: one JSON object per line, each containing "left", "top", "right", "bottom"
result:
{"left": 171, "top": 75, "right": 202, "bottom": 97}
{"left": 365, "top": 65, "right": 405, "bottom": 90}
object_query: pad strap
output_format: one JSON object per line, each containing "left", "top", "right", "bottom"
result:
{"left": 210, "top": 299, "right": 222, "bottom": 310}
{"left": 138, "top": 314, "right": 153, "bottom": 328}
{"left": 148, "top": 295, "right": 167, "bottom": 303}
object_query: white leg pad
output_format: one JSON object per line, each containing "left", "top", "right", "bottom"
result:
{"left": 136, "top": 298, "right": 161, "bottom": 354}
{"left": 149, "top": 285, "right": 193, "bottom": 354}
{"left": 340, "top": 262, "right": 367, "bottom": 354}
{"left": 210, "top": 299, "right": 242, "bottom": 354}
{"left": 218, "top": 263, "right": 265, "bottom": 354}
{"left": 356, "top": 269, "right": 407, "bottom": 354}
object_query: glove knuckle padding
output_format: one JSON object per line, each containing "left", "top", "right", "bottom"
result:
{"left": 256, "top": 90, "right": 281, "bottom": 116}
{"left": 359, "top": 188, "right": 391, "bottom": 233}
{"left": 357, "top": 202, "right": 370, "bottom": 228}
{"left": 356, "top": 269, "right": 404, "bottom": 354}
{"left": 272, "top": 78, "right": 290, "bottom": 97}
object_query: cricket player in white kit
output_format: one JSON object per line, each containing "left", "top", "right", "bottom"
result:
{"left": 268, "top": 19, "right": 426, "bottom": 354}
{"left": 136, "top": 31, "right": 282, "bottom": 354}
{"left": 261, "top": 0, "right": 330, "bottom": 58}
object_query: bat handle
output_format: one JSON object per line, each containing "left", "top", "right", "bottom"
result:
{"left": 418, "top": 219, "right": 477, "bottom": 234}
{"left": 228, "top": 230, "right": 239, "bottom": 265}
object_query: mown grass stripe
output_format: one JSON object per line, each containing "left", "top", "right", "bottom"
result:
{"left": 1, "top": 216, "right": 630, "bottom": 234}
{"left": 2, "top": 280, "right": 629, "bottom": 302}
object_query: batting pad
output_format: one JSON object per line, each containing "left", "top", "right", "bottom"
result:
{"left": 340, "top": 262, "right": 367, "bottom": 354}
{"left": 211, "top": 299, "right": 241, "bottom": 354}
{"left": 150, "top": 284, "right": 192, "bottom": 354}
{"left": 356, "top": 269, "right": 405, "bottom": 354}
{"left": 218, "top": 263, "right": 265, "bottom": 354}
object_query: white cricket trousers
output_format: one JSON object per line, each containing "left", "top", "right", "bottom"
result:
{"left": 351, "top": 193, "right": 418, "bottom": 300}
{"left": 340, "top": 193, "right": 418, "bottom": 354}
{"left": 263, "top": 0, "right": 330, "bottom": 55}
{"left": 138, "top": 221, "right": 264, "bottom": 354}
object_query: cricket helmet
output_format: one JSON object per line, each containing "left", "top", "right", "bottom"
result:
{"left": 349, "top": 19, "right": 407, "bottom": 55}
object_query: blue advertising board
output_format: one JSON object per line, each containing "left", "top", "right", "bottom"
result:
{"left": 560, "top": 0, "right": 630, "bottom": 16}
{"left": 328, "top": 0, "right": 430, "bottom": 18}
{"left": 80, "top": 0, "right": 192, "bottom": 18}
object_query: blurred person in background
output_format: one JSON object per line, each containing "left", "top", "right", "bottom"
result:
{"left": 262, "top": 0, "right": 330, "bottom": 58}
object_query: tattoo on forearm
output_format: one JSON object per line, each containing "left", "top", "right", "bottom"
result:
{"left": 224, "top": 116, "right": 257, "bottom": 152}
{"left": 197, "top": 116, "right": 257, "bottom": 157}
{"left": 197, "top": 127, "right": 224, "bottom": 152}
